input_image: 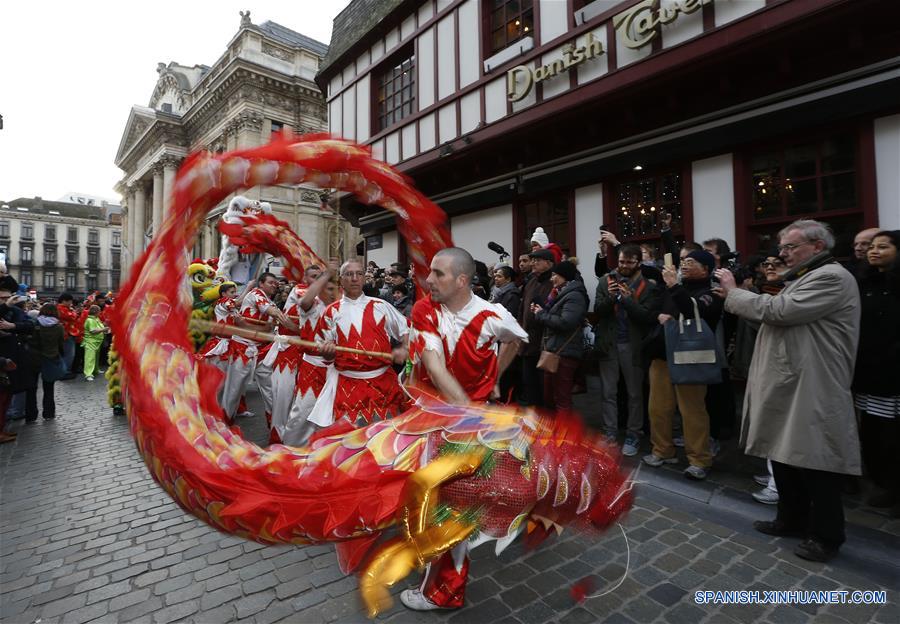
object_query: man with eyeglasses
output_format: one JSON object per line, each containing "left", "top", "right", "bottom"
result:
{"left": 593, "top": 244, "right": 661, "bottom": 456}
{"left": 715, "top": 219, "right": 861, "bottom": 563}
{"left": 307, "top": 260, "right": 410, "bottom": 434}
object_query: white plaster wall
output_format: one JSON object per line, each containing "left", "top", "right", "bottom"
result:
{"left": 661, "top": 0, "right": 704, "bottom": 48}
{"left": 436, "top": 0, "right": 453, "bottom": 13}
{"left": 691, "top": 154, "right": 736, "bottom": 247}
{"left": 874, "top": 114, "right": 900, "bottom": 229}
{"left": 386, "top": 132, "right": 401, "bottom": 165}
{"left": 356, "top": 75, "right": 371, "bottom": 142}
{"left": 329, "top": 96, "right": 342, "bottom": 136}
{"left": 575, "top": 184, "right": 604, "bottom": 306}
{"left": 385, "top": 27, "right": 399, "bottom": 53}
{"left": 401, "top": 14, "right": 416, "bottom": 40}
{"left": 460, "top": 91, "right": 481, "bottom": 134}
{"left": 540, "top": 0, "right": 568, "bottom": 44}
{"left": 367, "top": 230, "right": 399, "bottom": 268}
{"left": 437, "top": 15, "right": 457, "bottom": 100}
{"left": 450, "top": 205, "right": 514, "bottom": 266}
{"left": 370, "top": 39, "right": 384, "bottom": 64}
{"left": 418, "top": 28, "right": 436, "bottom": 109}
{"left": 418, "top": 1, "right": 433, "bottom": 24}
{"left": 439, "top": 104, "right": 458, "bottom": 143}
{"left": 402, "top": 123, "right": 417, "bottom": 160}
{"left": 485, "top": 77, "right": 507, "bottom": 123}
{"left": 420, "top": 113, "right": 437, "bottom": 152}
{"left": 458, "top": 0, "right": 480, "bottom": 87}
{"left": 342, "top": 86, "right": 356, "bottom": 141}
{"left": 715, "top": 0, "right": 766, "bottom": 26}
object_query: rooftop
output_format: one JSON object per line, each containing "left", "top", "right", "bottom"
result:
{"left": 319, "top": 0, "right": 406, "bottom": 80}
{"left": 257, "top": 20, "right": 329, "bottom": 57}
{"left": 1, "top": 197, "right": 121, "bottom": 223}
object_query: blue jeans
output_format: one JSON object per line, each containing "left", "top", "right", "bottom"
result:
{"left": 63, "top": 336, "right": 76, "bottom": 373}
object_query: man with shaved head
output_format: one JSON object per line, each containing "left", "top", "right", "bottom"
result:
{"left": 401, "top": 247, "right": 527, "bottom": 612}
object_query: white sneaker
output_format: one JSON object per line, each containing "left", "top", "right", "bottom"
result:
{"left": 642, "top": 453, "right": 678, "bottom": 467}
{"left": 752, "top": 486, "right": 779, "bottom": 505}
{"left": 85, "top": 376, "right": 94, "bottom": 382}
{"left": 237, "top": 410, "right": 255, "bottom": 418}
{"left": 684, "top": 465, "right": 708, "bottom": 481}
{"left": 399, "top": 589, "right": 455, "bottom": 611}
{"left": 753, "top": 474, "right": 770, "bottom": 487}
{"left": 622, "top": 436, "right": 640, "bottom": 457}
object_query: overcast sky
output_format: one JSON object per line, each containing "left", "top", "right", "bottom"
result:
{"left": 0, "top": 1, "right": 340, "bottom": 204}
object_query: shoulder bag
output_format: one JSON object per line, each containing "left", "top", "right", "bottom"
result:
{"left": 537, "top": 327, "right": 581, "bottom": 374}
{"left": 663, "top": 298, "right": 725, "bottom": 385}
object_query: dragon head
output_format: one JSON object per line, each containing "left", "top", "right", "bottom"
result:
{"left": 188, "top": 261, "right": 219, "bottom": 303}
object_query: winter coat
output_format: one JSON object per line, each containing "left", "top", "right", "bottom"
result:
{"left": 30, "top": 319, "right": 65, "bottom": 362}
{"left": 535, "top": 280, "right": 589, "bottom": 360}
{"left": 0, "top": 303, "right": 35, "bottom": 392}
{"left": 853, "top": 270, "right": 900, "bottom": 397}
{"left": 491, "top": 282, "right": 521, "bottom": 318}
{"left": 519, "top": 270, "right": 554, "bottom": 357}
{"left": 725, "top": 256, "right": 861, "bottom": 475}
{"left": 593, "top": 272, "right": 661, "bottom": 364}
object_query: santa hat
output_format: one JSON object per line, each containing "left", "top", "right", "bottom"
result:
{"left": 531, "top": 227, "right": 550, "bottom": 247}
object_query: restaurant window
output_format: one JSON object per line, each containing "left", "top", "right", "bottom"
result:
{"left": 374, "top": 45, "right": 415, "bottom": 133}
{"left": 66, "top": 273, "right": 77, "bottom": 290}
{"left": 611, "top": 171, "right": 685, "bottom": 247}
{"left": 746, "top": 133, "right": 861, "bottom": 257}
{"left": 489, "top": 0, "right": 534, "bottom": 55}
{"left": 516, "top": 193, "right": 572, "bottom": 258}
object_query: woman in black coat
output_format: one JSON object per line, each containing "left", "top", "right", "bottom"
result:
{"left": 853, "top": 230, "right": 900, "bottom": 512}
{"left": 532, "top": 261, "right": 588, "bottom": 412}
{"left": 0, "top": 278, "right": 35, "bottom": 434}
{"left": 29, "top": 303, "right": 66, "bottom": 420}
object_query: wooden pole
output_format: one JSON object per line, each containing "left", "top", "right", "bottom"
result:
{"left": 190, "top": 318, "right": 393, "bottom": 361}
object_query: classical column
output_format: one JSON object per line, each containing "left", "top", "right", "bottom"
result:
{"left": 120, "top": 204, "right": 130, "bottom": 280}
{"left": 162, "top": 156, "right": 178, "bottom": 223}
{"left": 152, "top": 165, "right": 164, "bottom": 239}
{"left": 133, "top": 184, "right": 147, "bottom": 258}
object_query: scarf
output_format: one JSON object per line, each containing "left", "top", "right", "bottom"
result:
{"left": 38, "top": 315, "right": 60, "bottom": 327}
{"left": 490, "top": 281, "right": 517, "bottom": 304}
{"left": 783, "top": 251, "right": 836, "bottom": 282}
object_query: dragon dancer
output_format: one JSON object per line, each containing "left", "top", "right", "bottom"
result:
{"left": 402, "top": 247, "right": 528, "bottom": 611}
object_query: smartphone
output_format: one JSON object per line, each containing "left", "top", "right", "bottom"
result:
{"left": 664, "top": 253, "right": 673, "bottom": 268}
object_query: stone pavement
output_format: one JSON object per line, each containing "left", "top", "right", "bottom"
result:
{"left": 1, "top": 377, "right": 898, "bottom": 624}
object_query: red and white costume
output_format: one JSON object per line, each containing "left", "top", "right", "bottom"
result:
{"left": 409, "top": 293, "right": 527, "bottom": 608}
{"left": 280, "top": 296, "right": 329, "bottom": 446}
{"left": 305, "top": 294, "right": 409, "bottom": 432}
{"left": 262, "top": 285, "right": 315, "bottom": 444}
{"left": 220, "top": 287, "right": 275, "bottom": 420}
{"left": 200, "top": 296, "right": 240, "bottom": 373}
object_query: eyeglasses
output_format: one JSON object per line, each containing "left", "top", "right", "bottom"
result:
{"left": 761, "top": 261, "right": 784, "bottom": 269}
{"left": 777, "top": 240, "right": 818, "bottom": 253}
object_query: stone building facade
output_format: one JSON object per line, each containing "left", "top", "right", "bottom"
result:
{"left": 0, "top": 196, "right": 123, "bottom": 298}
{"left": 115, "top": 13, "right": 360, "bottom": 279}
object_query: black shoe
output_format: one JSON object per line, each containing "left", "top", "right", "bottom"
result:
{"left": 794, "top": 538, "right": 838, "bottom": 562}
{"left": 753, "top": 520, "right": 805, "bottom": 538}
{"left": 24, "top": 417, "right": 37, "bottom": 423}
{"left": 43, "top": 414, "right": 55, "bottom": 420}
{"left": 113, "top": 406, "right": 126, "bottom": 416}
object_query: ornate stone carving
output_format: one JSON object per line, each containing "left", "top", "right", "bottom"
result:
{"left": 262, "top": 42, "right": 293, "bottom": 62}
{"left": 240, "top": 10, "right": 251, "bottom": 27}
{"left": 300, "top": 190, "right": 324, "bottom": 203}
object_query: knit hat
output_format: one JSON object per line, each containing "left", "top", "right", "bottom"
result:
{"left": 529, "top": 249, "right": 555, "bottom": 262}
{"left": 550, "top": 261, "right": 577, "bottom": 282}
{"left": 686, "top": 250, "right": 716, "bottom": 275}
{"left": 530, "top": 227, "right": 550, "bottom": 247}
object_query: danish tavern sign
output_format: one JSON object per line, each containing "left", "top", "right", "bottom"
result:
{"left": 507, "top": 34, "right": 604, "bottom": 102}
{"left": 507, "top": 0, "right": 711, "bottom": 101}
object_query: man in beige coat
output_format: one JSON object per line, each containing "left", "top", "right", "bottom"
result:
{"left": 715, "top": 219, "right": 861, "bottom": 563}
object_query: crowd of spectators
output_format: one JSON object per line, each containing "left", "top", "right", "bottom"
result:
{"left": 0, "top": 266, "right": 114, "bottom": 441}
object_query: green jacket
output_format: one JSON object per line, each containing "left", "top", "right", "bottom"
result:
{"left": 593, "top": 272, "right": 661, "bottom": 364}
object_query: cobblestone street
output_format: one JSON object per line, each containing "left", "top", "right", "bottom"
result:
{"left": 1, "top": 378, "right": 898, "bottom": 624}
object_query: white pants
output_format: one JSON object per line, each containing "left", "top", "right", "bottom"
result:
{"left": 222, "top": 356, "right": 257, "bottom": 420}
{"left": 266, "top": 364, "right": 298, "bottom": 438}
{"left": 253, "top": 361, "right": 275, "bottom": 422}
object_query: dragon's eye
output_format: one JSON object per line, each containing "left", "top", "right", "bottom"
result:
{"left": 192, "top": 273, "right": 206, "bottom": 284}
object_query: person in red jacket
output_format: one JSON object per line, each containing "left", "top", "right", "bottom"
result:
{"left": 56, "top": 293, "right": 80, "bottom": 379}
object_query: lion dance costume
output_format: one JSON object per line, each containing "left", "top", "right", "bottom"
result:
{"left": 112, "top": 135, "right": 633, "bottom": 617}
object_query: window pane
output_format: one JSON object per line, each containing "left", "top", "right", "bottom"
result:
{"left": 786, "top": 178, "right": 818, "bottom": 215}
{"left": 752, "top": 167, "right": 781, "bottom": 219}
{"left": 821, "top": 136, "right": 855, "bottom": 173}
{"left": 784, "top": 144, "right": 817, "bottom": 179}
{"left": 821, "top": 173, "right": 856, "bottom": 211}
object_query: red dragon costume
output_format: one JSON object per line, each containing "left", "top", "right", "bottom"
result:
{"left": 111, "top": 135, "right": 634, "bottom": 618}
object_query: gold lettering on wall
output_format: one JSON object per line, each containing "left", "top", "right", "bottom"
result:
{"left": 614, "top": 0, "right": 712, "bottom": 50}
{"left": 507, "top": 34, "right": 605, "bottom": 102}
